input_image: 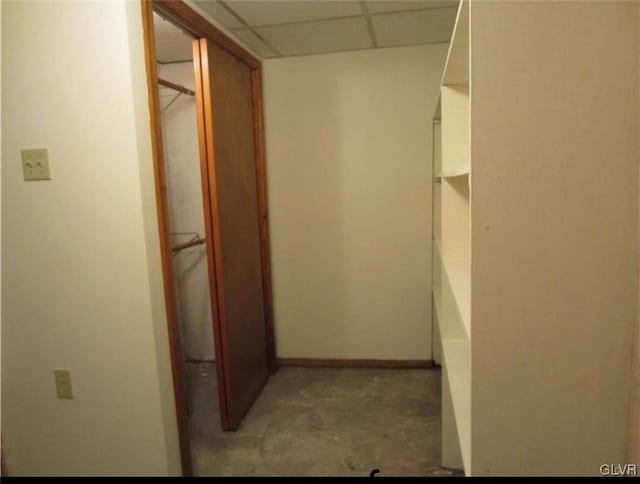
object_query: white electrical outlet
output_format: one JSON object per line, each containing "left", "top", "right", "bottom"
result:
{"left": 54, "top": 369, "right": 73, "bottom": 399}
{"left": 21, "top": 148, "right": 51, "bottom": 181}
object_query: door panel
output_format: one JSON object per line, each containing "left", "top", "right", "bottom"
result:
{"left": 192, "top": 39, "right": 229, "bottom": 430}
{"left": 193, "top": 38, "right": 269, "bottom": 430}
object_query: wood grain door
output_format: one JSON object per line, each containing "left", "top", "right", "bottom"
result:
{"left": 193, "top": 38, "right": 269, "bottom": 430}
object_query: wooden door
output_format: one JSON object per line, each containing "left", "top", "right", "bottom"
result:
{"left": 193, "top": 38, "right": 269, "bottom": 430}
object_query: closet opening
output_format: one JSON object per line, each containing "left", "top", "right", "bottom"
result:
{"left": 154, "top": 3, "right": 217, "bottom": 435}
{"left": 143, "top": 0, "right": 277, "bottom": 475}
{"left": 142, "top": 0, "right": 452, "bottom": 477}
{"left": 150, "top": 8, "right": 217, "bottom": 476}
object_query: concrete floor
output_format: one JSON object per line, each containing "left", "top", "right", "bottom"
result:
{"left": 185, "top": 362, "right": 445, "bottom": 476}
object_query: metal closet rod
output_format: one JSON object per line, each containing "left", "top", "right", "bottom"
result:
{"left": 172, "top": 237, "right": 206, "bottom": 254}
{"left": 158, "top": 77, "right": 195, "bottom": 96}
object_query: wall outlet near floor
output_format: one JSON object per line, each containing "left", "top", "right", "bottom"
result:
{"left": 21, "top": 148, "right": 51, "bottom": 181}
{"left": 54, "top": 369, "right": 73, "bottom": 399}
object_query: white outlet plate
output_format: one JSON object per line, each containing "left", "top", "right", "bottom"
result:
{"left": 54, "top": 369, "right": 73, "bottom": 399}
{"left": 21, "top": 148, "right": 51, "bottom": 181}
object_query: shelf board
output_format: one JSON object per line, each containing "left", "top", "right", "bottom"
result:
{"left": 441, "top": 337, "right": 471, "bottom": 472}
{"left": 437, "top": 162, "right": 470, "bottom": 179}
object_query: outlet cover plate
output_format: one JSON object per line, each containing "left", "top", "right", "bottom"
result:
{"left": 22, "top": 148, "right": 51, "bottom": 181}
{"left": 54, "top": 369, "right": 73, "bottom": 399}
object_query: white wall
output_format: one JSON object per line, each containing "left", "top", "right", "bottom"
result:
{"left": 470, "top": 1, "right": 638, "bottom": 475}
{"left": 263, "top": 45, "right": 447, "bottom": 360}
{"left": 158, "top": 62, "right": 215, "bottom": 361}
{"left": 1, "top": 0, "right": 179, "bottom": 475}
{"left": 124, "top": 1, "right": 181, "bottom": 473}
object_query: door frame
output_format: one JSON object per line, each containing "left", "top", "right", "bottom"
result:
{"left": 140, "top": 0, "right": 277, "bottom": 475}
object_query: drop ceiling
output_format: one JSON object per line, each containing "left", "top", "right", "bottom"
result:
{"left": 156, "top": 0, "right": 458, "bottom": 62}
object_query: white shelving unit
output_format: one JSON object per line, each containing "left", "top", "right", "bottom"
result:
{"left": 434, "top": 0, "right": 470, "bottom": 472}
{"left": 431, "top": 98, "right": 442, "bottom": 367}
{"left": 433, "top": 0, "right": 638, "bottom": 476}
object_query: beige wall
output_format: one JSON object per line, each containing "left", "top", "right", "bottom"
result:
{"left": 124, "top": 0, "right": 181, "bottom": 474}
{"left": 1, "top": 0, "right": 179, "bottom": 475}
{"left": 158, "top": 63, "right": 215, "bottom": 361}
{"left": 470, "top": 1, "right": 638, "bottom": 475}
{"left": 263, "top": 45, "right": 447, "bottom": 360}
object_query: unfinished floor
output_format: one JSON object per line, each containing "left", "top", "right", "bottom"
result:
{"left": 185, "top": 362, "right": 443, "bottom": 476}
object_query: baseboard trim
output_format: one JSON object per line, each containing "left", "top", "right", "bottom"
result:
{"left": 277, "top": 358, "right": 434, "bottom": 369}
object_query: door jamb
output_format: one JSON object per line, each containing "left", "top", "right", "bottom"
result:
{"left": 140, "top": 0, "right": 277, "bottom": 476}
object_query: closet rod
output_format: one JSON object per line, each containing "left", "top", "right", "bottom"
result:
{"left": 172, "top": 238, "right": 206, "bottom": 254}
{"left": 158, "top": 78, "right": 195, "bottom": 97}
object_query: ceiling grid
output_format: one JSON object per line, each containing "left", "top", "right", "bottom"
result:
{"left": 359, "top": 1, "right": 379, "bottom": 48}
{"left": 157, "top": 1, "right": 457, "bottom": 62}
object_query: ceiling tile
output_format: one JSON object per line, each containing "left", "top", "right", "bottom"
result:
{"left": 192, "top": 0, "right": 245, "bottom": 29}
{"left": 366, "top": 0, "right": 458, "bottom": 14}
{"left": 233, "top": 29, "right": 279, "bottom": 58}
{"left": 154, "top": 12, "right": 194, "bottom": 63}
{"left": 225, "top": 0, "right": 363, "bottom": 27}
{"left": 256, "top": 17, "right": 372, "bottom": 56}
{"left": 372, "top": 7, "right": 456, "bottom": 47}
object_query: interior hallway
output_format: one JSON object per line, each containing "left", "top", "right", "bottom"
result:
{"left": 186, "top": 363, "right": 445, "bottom": 476}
